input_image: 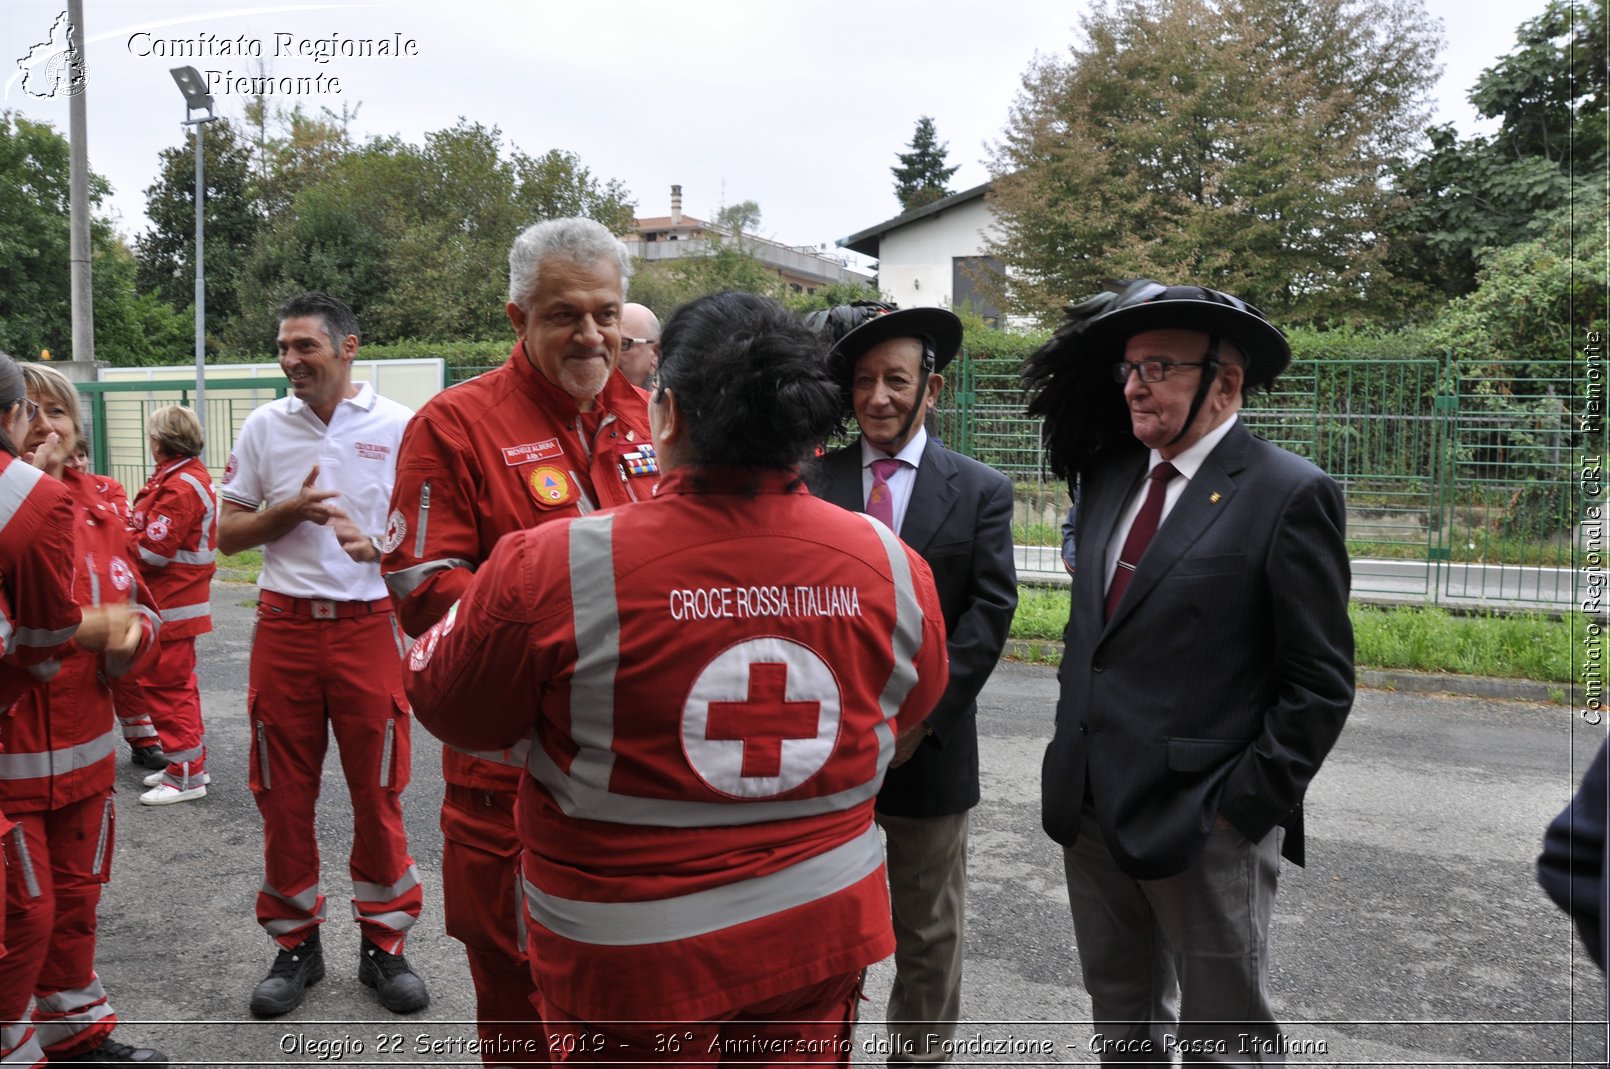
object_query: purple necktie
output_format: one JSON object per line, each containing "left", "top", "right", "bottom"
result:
{"left": 1105, "top": 461, "right": 1179, "bottom": 620}
{"left": 866, "top": 457, "right": 903, "bottom": 529}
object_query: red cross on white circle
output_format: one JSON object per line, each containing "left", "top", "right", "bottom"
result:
{"left": 683, "top": 637, "right": 841, "bottom": 799}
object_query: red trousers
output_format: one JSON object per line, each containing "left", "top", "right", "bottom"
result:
{"left": 110, "top": 638, "right": 206, "bottom": 782}
{"left": 0, "top": 794, "right": 117, "bottom": 1062}
{"left": 441, "top": 783, "right": 548, "bottom": 1064}
{"left": 540, "top": 972, "right": 861, "bottom": 1066}
{"left": 247, "top": 604, "right": 421, "bottom": 952}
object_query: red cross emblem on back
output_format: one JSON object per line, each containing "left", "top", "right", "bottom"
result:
{"left": 704, "top": 662, "right": 820, "bottom": 779}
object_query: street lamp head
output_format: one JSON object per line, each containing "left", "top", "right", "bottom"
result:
{"left": 169, "top": 66, "right": 214, "bottom": 120}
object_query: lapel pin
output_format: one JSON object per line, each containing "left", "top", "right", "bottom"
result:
{"left": 1209, "top": 491, "right": 1222, "bottom": 504}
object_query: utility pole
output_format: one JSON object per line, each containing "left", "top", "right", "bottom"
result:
{"left": 66, "top": 0, "right": 93, "bottom": 368}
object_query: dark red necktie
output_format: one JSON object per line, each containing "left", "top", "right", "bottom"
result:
{"left": 866, "top": 457, "right": 902, "bottom": 529}
{"left": 1105, "top": 461, "right": 1179, "bottom": 620}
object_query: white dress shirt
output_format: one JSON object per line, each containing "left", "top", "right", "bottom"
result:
{"left": 859, "top": 426, "right": 928, "bottom": 537}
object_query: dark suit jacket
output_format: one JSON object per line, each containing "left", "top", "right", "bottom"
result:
{"left": 809, "top": 437, "right": 1018, "bottom": 817}
{"left": 1041, "top": 421, "right": 1355, "bottom": 879}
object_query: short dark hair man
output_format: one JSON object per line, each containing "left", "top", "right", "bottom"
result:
{"left": 219, "top": 292, "right": 428, "bottom": 1018}
{"left": 808, "top": 306, "right": 1018, "bottom": 1063}
{"left": 1027, "top": 280, "right": 1355, "bottom": 1062}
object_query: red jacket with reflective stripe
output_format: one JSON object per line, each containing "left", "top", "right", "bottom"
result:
{"left": 406, "top": 467, "right": 949, "bottom": 1020}
{"left": 0, "top": 469, "right": 160, "bottom": 812}
{"left": 0, "top": 455, "right": 82, "bottom": 709}
{"left": 383, "top": 345, "right": 652, "bottom": 791}
{"left": 128, "top": 456, "right": 217, "bottom": 640}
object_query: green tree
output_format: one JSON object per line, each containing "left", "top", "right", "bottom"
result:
{"left": 892, "top": 116, "right": 959, "bottom": 212}
{"left": 0, "top": 112, "right": 187, "bottom": 364}
{"left": 984, "top": 0, "right": 1441, "bottom": 324}
{"left": 135, "top": 117, "right": 260, "bottom": 335}
{"left": 229, "top": 121, "right": 637, "bottom": 353}
{"left": 1383, "top": 1, "right": 1605, "bottom": 307}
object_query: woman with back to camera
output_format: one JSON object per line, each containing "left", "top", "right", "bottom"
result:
{"left": 0, "top": 362, "right": 170, "bottom": 1068}
{"left": 406, "top": 291, "right": 951, "bottom": 1065}
{"left": 111, "top": 405, "right": 218, "bottom": 806}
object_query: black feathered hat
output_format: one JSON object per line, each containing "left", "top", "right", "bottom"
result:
{"left": 1023, "top": 279, "right": 1290, "bottom": 479}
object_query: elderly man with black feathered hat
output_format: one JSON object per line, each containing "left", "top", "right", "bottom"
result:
{"left": 1026, "top": 280, "right": 1355, "bottom": 1065}
{"left": 806, "top": 304, "right": 1018, "bottom": 1065}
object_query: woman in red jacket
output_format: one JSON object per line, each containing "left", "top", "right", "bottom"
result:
{"left": 116, "top": 405, "right": 217, "bottom": 806}
{"left": 0, "top": 363, "right": 170, "bottom": 1068}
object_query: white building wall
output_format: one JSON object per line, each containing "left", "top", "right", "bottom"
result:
{"left": 872, "top": 198, "right": 996, "bottom": 311}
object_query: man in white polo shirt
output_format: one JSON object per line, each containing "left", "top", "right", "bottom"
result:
{"left": 218, "top": 292, "right": 429, "bottom": 1020}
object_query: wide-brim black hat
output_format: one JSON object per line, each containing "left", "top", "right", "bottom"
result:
{"left": 830, "top": 306, "right": 964, "bottom": 379}
{"left": 1074, "top": 283, "right": 1290, "bottom": 390}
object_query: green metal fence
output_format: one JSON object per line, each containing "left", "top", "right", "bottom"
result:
{"left": 75, "top": 378, "right": 289, "bottom": 492}
{"left": 933, "top": 351, "right": 1583, "bottom": 608}
{"left": 83, "top": 354, "right": 1583, "bottom": 608}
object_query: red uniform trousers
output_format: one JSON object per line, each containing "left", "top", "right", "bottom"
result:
{"left": 247, "top": 600, "right": 421, "bottom": 953}
{"left": 109, "top": 638, "right": 206, "bottom": 786}
{"left": 0, "top": 793, "right": 116, "bottom": 1064}
{"left": 539, "top": 971, "right": 861, "bottom": 1067}
{"left": 441, "top": 783, "right": 550, "bottom": 1064}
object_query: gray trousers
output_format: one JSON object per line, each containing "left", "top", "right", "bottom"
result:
{"left": 1062, "top": 817, "right": 1285, "bottom": 1065}
{"left": 878, "top": 809, "right": 970, "bottom": 1065}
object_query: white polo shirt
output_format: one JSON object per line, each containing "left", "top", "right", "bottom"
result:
{"left": 221, "top": 382, "right": 412, "bottom": 601}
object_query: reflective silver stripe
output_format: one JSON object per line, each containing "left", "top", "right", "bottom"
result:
{"left": 413, "top": 479, "right": 431, "bottom": 558}
{"left": 34, "top": 976, "right": 112, "bottom": 1047}
{"left": 137, "top": 545, "right": 172, "bottom": 568}
{"left": 353, "top": 863, "right": 421, "bottom": 903}
{"left": 164, "top": 743, "right": 204, "bottom": 765}
{"left": 450, "top": 736, "right": 531, "bottom": 769}
{"left": 0, "top": 729, "right": 118, "bottom": 780}
{"left": 0, "top": 460, "right": 47, "bottom": 539}
{"left": 389, "top": 615, "right": 405, "bottom": 660}
{"left": 567, "top": 515, "right": 619, "bottom": 791}
{"left": 159, "top": 601, "right": 210, "bottom": 623}
{"left": 0, "top": 613, "right": 12, "bottom": 652}
{"left": 866, "top": 514, "right": 924, "bottom": 751}
{"left": 90, "top": 798, "right": 112, "bottom": 876}
{"left": 256, "top": 721, "right": 271, "bottom": 790}
{"left": 178, "top": 471, "right": 216, "bottom": 553}
{"left": 0, "top": 1023, "right": 43, "bottom": 1065}
{"left": 262, "top": 880, "right": 321, "bottom": 912}
{"left": 171, "top": 547, "right": 217, "bottom": 565}
{"left": 351, "top": 907, "right": 418, "bottom": 932}
{"left": 11, "top": 826, "right": 39, "bottom": 899}
{"left": 13, "top": 624, "right": 77, "bottom": 650}
{"left": 523, "top": 823, "right": 884, "bottom": 946}
{"left": 383, "top": 557, "right": 474, "bottom": 600}
{"left": 379, "top": 719, "right": 395, "bottom": 788}
{"left": 265, "top": 909, "right": 325, "bottom": 936}
{"left": 26, "top": 658, "right": 61, "bottom": 682}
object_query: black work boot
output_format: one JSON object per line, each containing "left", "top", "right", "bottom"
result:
{"left": 129, "top": 746, "right": 168, "bottom": 770}
{"left": 358, "top": 936, "right": 429, "bottom": 1013}
{"left": 54, "top": 1037, "right": 169, "bottom": 1064}
{"left": 248, "top": 929, "right": 324, "bottom": 1017}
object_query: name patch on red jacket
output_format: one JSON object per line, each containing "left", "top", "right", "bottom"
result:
{"left": 503, "top": 439, "right": 563, "bottom": 466}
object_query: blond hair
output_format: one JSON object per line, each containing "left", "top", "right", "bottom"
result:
{"left": 20, "top": 363, "right": 81, "bottom": 454}
{"left": 146, "top": 405, "right": 204, "bottom": 459}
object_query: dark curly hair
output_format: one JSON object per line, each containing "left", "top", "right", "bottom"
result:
{"left": 656, "top": 291, "right": 839, "bottom": 470}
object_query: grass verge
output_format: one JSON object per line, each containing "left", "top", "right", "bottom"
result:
{"left": 1008, "top": 586, "right": 1573, "bottom": 682}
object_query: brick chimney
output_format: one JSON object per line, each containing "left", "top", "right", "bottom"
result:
{"left": 671, "top": 184, "right": 682, "bottom": 226}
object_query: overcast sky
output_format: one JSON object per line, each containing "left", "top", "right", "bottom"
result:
{"left": 2, "top": 0, "right": 1555, "bottom": 268}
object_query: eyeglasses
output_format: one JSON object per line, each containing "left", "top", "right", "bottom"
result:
{"left": 621, "top": 337, "right": 653, "bottom": 352}
{"left": 16, "top": 398, "right": 39, "bottom": 422}
{"left": 1112, "top": 359, "right": 1210, "bottom": 384}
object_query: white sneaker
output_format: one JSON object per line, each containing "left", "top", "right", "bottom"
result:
{"left": 143, "top": 770, "right": 210, "bottom": 788}
{"left": 139, "top": 782, "right": 207, "bottom": 806}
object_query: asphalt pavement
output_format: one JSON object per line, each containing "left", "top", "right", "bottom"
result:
{"left": 87, "top": 580, "right": 1602, "bottom": 1067}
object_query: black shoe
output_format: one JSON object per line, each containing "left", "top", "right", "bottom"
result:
{"left": 249, "top": 930, "right": 324, "bottom": 1018}
{"left": 129, "top": 747, "right": 168, "bottom": 770}
{"left": 54, "top": 1038, "right": 169, "bottom": 1065}
{"left": 359, "top": 936, "right": 429, "bottom": 1013}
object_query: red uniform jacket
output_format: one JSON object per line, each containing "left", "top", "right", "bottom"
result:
{"left": 128, "top": 456, "right": 217, "bottom": 640}
{"left": 382, "top": 344, "right": 653, "bottom": 791}
{"left": 0, "top": 469, "right": 160, "bottom": 812}
{"left": 0, "top": 455, "right": 82, "bottom": 708}
{"left": 406, "top": 467, "right": 950, "bottom": 1021}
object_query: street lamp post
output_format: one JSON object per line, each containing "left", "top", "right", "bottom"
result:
{"left": 169, "top": 66, "right": 216, "bottom": 457}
